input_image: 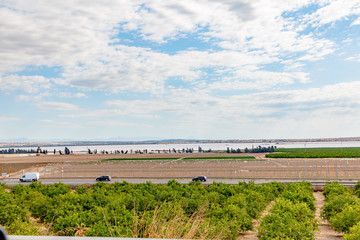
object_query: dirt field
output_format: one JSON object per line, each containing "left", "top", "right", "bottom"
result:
{"left": 2, "top": 153, "right": 360, "bottom": 181}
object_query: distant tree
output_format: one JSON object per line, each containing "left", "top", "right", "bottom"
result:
{"left": 64, "top": 147, "right": 70, "bottom": 155}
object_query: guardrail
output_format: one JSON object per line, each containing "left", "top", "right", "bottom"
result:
{"left": 0, "top": 227, "right": 177, "bottom": 240}
{"left": 8, "top": 236, "right": 173, "bottom": 240}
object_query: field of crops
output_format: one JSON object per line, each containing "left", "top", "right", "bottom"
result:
{"left": 258, "top": 182, "right": 318, "bottom": 239}
{"left": 321, "top": 182, "right": 360, "bottom": 239}
{"left": 266, "top": 147, "right": 360, "bottom": 158}
{"left": 0, "top": 181, "right": 328, "bottom": 239}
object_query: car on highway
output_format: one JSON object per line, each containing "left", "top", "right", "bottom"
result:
{"left": 192, "top": 176, "right": 207, "bottom": 182}
{"left": 19, "top": 172, "right": 39, "bottom": 182}
{"left": 96, "top": 175, "right": 111, "bottom": 181}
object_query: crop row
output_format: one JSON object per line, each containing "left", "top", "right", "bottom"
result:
{"left": 257, "top": 182, "right": 318, "bottom": 239}
{"left": 266, "top": 147, "right": 360, "bottom": 158}
{"left": 0, "top": 181, "right": 283, "bottom": 239}
{"left": 321, "top": 182, "right": 360, "bottom": 239}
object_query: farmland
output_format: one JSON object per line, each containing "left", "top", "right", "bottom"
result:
{"left": 2, "top": 152, "right": 360, "bottom": 181}
{"left": 266, "top": 147, "right": 360, "bottom": 158}
{"left": 1, "top": 151, "right": 360, "bottom": 238}
{"left": 0, "top": 180, "right": 286, "bottom": 238}
{"left": 1, "top": 180, "right": 327, "bottom": 239}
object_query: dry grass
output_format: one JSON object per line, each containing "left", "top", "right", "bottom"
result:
{"left": 132, "top": 203, "right": 223, "bottom": 239}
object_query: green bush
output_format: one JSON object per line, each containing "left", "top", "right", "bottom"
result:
{"left": 343, "top": 222, "right": 360, "bottom": 240}
{"left": 321, "top": 194, "right": 358, "bottom": 220}
{"left": 0, "top": 181, "right": 287, "bottom": 238}
{"left": 258, "top": 199, "right": 317, "bottom": 240}
{"left": 353, "top": 181, "right": 360, "bottom": 198}
{"left": 329, "top": 204, "right": 360, "bottom": 233}
{"left": 257, "top": 183, "right": 318, "bottom": 240}
{"left": 5, "top": 219, "right": 40, "bottom": 235}
{"left": 323, "top": 182, "right": 352, "bottom": 201}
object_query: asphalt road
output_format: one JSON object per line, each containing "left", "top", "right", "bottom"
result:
{"left": 1, "top": 178, "right": 358, "bottom": 186}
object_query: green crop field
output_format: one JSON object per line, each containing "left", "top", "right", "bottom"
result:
{"left": 104, "top": 157, "right": 179, "bottom": 161}
{"left": 182, "top": 156, "right": 256, "bottom": 160}
{"left": 0, "top": 181, "right": 284, "bottom": 239}
{"left": 266, "top": 147, "right": 360, "bottom": 158}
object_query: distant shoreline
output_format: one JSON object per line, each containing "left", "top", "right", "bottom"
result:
{"left": 1, "top": 137, "right": 360, "bottom": 148}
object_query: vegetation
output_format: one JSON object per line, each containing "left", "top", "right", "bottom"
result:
{"left": 257, "top": 182, "right": 318, "bottom": 239}
{"left": 227, "top": 145, "right": 276, "bottom": 154}
{"left": 104, "top": 158, "right": 179, "bottom": 161}
{"left": 321, "top": 182, "right": 360, "bottom": 237}
{"left": 182, "top": 156, "right": 256, "bottom": 160}
{"left": 0, "top": 148, "right": 37, "bottom": 154}
{"left": 0, "top": 181, "right": 284, "bottom": 239}
{"left": 266, "top": 147, "right": 360, "bottom": 158}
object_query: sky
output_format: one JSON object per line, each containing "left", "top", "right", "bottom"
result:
{"left": 1, "top": 0, "right": 360, "bottom": 141}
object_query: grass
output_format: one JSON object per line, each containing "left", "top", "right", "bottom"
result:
{"left": 266, "top": 147, "right": 360, "bottom": 158}
{"left": 182, "top": 156, "right": 256, "bottom": 160}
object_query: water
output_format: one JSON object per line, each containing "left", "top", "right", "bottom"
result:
{"left": 1, "top": 141, "right": 360, "bottom": 153}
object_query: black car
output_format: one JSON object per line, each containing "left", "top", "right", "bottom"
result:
{"left": 96, "top": 175, "right": 111, "bottom": 181}
{"left": 192, "top": 176, "right": 207, "bottom": 182}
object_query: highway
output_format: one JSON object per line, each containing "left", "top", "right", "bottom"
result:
{"left": 1, "top": 178, "right": 358, "bottom": 186}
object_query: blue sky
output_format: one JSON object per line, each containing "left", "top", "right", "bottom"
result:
{"left": 1, "top": 0, "right": 360, "bottom": 141}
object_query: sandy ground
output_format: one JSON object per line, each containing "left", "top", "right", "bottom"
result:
{"left": 0, "top": 152, "right": 261, "bottom": 178}
{"left": 2, "top": 153, "right": 360, "bottom": 182}
{"left": 238, "top": 201, "right": 275, "bottom": 239}
{"left": 314, "top": 191, "right": 343, "bottom": 240}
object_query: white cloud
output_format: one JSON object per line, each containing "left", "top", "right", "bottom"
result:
{"left": 1, "top": 0, "right": 360, "bottom": 140}
{"left": 37, "top": 101, "right": 79, "bottom": 111}
{"left": 86, "top": 120, "right": 151, "bottom": 128}
{"left": 308, "top": 0, "right": 360, "bottom": 26}
{"left": 0, "top": 0, "right": 339, "bottom": 94}
{"left": 0, "top": 117, "right": 20, "bottom": 122}
{"left": 351, "top": 17, "right": 360, "bottom": 25}
{"left": 58, "top": 92, "right": 87, "bottom": 98}
{"left": 41, "top": 119, "right": 81, "bottom": 128}
{"left": 0, "top": 75, "right": 50, "bottom": 93}
{"left": 345, "top": 54, "right": 360, "bottom": 62}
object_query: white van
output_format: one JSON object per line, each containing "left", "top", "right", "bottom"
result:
{"left": 19, "top": 172, "right": 39, "bottom": 182}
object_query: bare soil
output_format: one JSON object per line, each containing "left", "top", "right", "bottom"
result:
{"left": 314, "top": 191, "right": 343, "bottom": 240}
{"left": 2, "top": 153, "right": 360, "bottom": 182}
{"left": 238, "top": 201, "right": 275, "bottom": 239}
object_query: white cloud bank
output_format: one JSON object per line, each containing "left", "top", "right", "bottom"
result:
{"left": 0, "top": 0, "right": 343, "bottom": 93}
{"left": 1, "top": 0, "right": 360, "bottom": 139}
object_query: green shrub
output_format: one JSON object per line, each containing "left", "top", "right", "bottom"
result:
{"left": 323, "top": 182, "right": 352, "bottom": 201}
{"left": 5, "top": 219, "right": 40, "bottom": 235}
{"left": 343, "top": 222, "right": 360, "bottom": 240}
{"left": 329, "top": 204, "right": 360, "bottom": 233}
{"left": 42, "top": 182, "right": 71, "bottom": 197}
{"left": 353, "top": 181, "right": 360, "bottom": 198}
{"left": 321, "top": 194, "right": 358, "bottom": 220}
{"left": 258, "top": 198, "right": 317, "bottom": 240}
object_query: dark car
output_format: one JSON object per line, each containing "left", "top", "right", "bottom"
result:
{"left": 96, "top": 175, "right": 111, "bottom": 181}
{"left": 192, "top": 176, "right": 207, "bottom": 182}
